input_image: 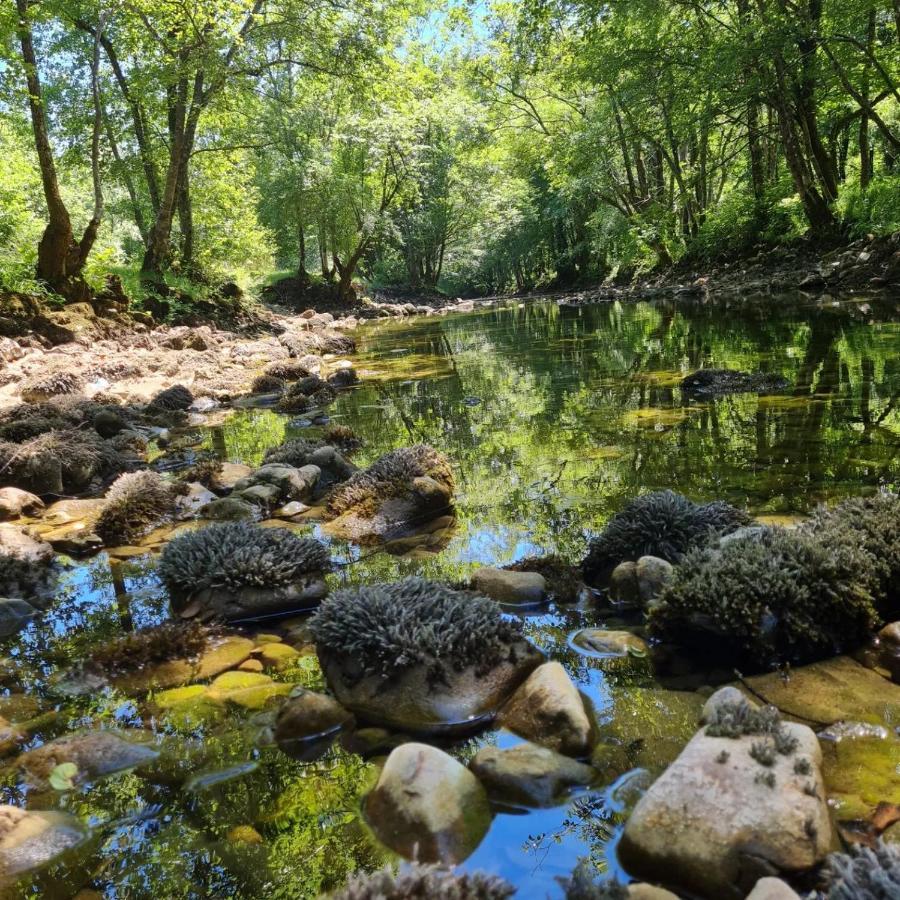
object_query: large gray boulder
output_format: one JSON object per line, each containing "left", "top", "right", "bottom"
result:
{"left": 619, "top": 690, "right": 834, "bottom": 899}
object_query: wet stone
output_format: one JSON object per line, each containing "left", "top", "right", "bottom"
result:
{"left": 275, "top": 689, "right": 352, "bottom": 743}
{"left": 470, "top": 567, "right": 547, "bottom": 605}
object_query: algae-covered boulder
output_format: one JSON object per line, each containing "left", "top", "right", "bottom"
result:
{"left": 95, "top": 470, "right": 178, "bottom": 544}
{"left": 159, "top": 522, "right": 331, "bottom": 620}
{"left": 324, "top": 445, "right": 455, "bottom": 544}
{"left": 309, "top": 577, "right": 541, "bottom": 733}
{"left": 582, "top": 490, "right": 750, "bottom": 585}
{"left": 649, "top": 527, "right": 878, "bottom": 667}
{"left": 364, "top": 742, "right": 492, "bottom": 864}
{"left": 619, "top": 691, "right": 834, "bottom": 899}
{"left": 328, "top": 863, "right": 515, "bottom": 900}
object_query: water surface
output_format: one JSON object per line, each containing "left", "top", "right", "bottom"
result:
{"left": 5, "top": 294, "right": 899, "bottom": 897}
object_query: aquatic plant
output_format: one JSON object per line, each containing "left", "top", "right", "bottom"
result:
{"left": 330, "top": 864, "right": 515, "bottom": 900}
{"left": 822, "top": 840, "right": 900, "bottom": 899}
{"left": 582, "top": 490, "right": 751, "bottom": 583}
{"left": 263, "top": 359, "right": 310, "bottom": 380}
{"left": 89, "top": 621, "right": 212, "bottom": 673}
{"left": 0, "top": 429, "right": 125, "bottom": 495}
{"left": 277, "top": 376, "right": 336, "bottom": 412}
{"left": 705, "top": 698, "right": 782, "bottom": 738}
{"left": 176, "top": 457, "right": 222, "bottom": 487}
{"left": 96, "top": 470, "right": 178, "bottom": 543}
{"left": 250, "top": 373, "right": 285, "bottom": 394}
{"left": 159, "top": 522, "right": 331, "bottom": 598}
{"left": 327, "top": 367, "right": 359, "bottom": 388}
{"left": 262, "top": 438, "right": 325, "bottom": 468}
{"left": 309, "top": 577, "right": 525, "bottom": 685}
{"left": 558, "top": 860, "right": 628, "bottom": 899}
{"left": 804, "top": 492, "right": 900, "bottom": 613}
{"left": 650, "top": 527, "right": 878, "bottom": 665}
{"left": 20, "top": 370, "right": 84, "bottom": 403}
{"left": 148, "top": 384, "right": 194, "bottom": 411}
{"left": 327, "top": 445, "right": 454, "bottom": 516}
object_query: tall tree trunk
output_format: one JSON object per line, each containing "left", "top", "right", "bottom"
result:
{"left": 859, "top": 6, "right": 876, "bottom": 190}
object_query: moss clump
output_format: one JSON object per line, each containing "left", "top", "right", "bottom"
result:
{"left": 263, "top": 359, "right": 310, "bottom": 381}
{"left": 323, "top": 424, "right": 361, "bottom": 452}
{"left": 20, "top": 370, "right": 84, "bottom": 403}
{"left": 326, "top": 445, "right": 454, "bottom": 516}
{"left": 277, "top": 376, "right": 336, "bottom": 412}
{"left": 96, "top": 470, "right": 178, "bottom": 543}
{"left": 89, "top": 621, "right": 213, "bottom": 674}
{"left": 159, "top": 522, "right": 330, "bottom": 600}
{"left": 804, "top": 492, "right": 900, "bottom": 614}
{"left": 0, "top": 429, "right": 125, "bottom": 495}
{"left": 149, "top": 384, "right": 194, "bottom": 411}
{"left": 262, "top": 438, "right": 325, "bottom": 468}
{"left": 822, "top": 840, "right": 900, "bottom": 899}
{"left": 250, "top": 374, "right": 285, "bottom": 394}
{"left": 705, "top": 697, "right": 783, "bottom": 738}
{"left": 310, "top": 577, "right": 525, "bottom": 686}
{"left": 505, "top": 554, "right": 582, "bottom": 603}
{"left": 330, "top": 864, "right": 515, "bottom": 900}
{"left": 176, "top": 456, "right": 222, "bottom": 488}
{"left": 327, "top": 367, "right": 359, "bottom": 388}
{"left": 680, "top": 368, "right": 789, "bottom": 398}
{"left": 582, "top": 490, "right": 750, "bottom": 583}
{"left": 649, "top": 527, "right": 878, "bottom": 666}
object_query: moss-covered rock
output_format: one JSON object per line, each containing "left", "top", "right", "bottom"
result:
{"left": 649, "top": 527, "right": 878, "bottom": 667}
{"left": 310, "top": 578, "right": 541, "bottom": 732}
{"left": 582, "top": 490, "right": 750, "bottom": 585}
{"left": 95, "top": 470, "right": 178, "bottom": 544}
{"left": 158, "top": 522, "right": 331, "bottom": 620}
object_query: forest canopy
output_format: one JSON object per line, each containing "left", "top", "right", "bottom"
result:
{"left": 0, "top": 0, "right": 898, "bottom": 302}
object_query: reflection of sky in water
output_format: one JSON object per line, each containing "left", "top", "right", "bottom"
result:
{"left": 4, "top": 294, "right": 900, "bottom": 897}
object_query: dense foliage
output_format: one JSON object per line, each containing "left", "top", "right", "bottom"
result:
{"left": 0, "top": 0, "right": 896, "bottom": 302}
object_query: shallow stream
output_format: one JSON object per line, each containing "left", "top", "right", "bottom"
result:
{"left": 4, "top": 294, "right": 899, "bottom": 898}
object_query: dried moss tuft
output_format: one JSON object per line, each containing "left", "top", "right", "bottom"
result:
{"left": 263, "top": 359, "right": 311, "bottom": 380}
{"left": 159, "top": 521, "right": 330, "bottom": 599}
{"left": 309, "top": 577, "right": 525, "bottom": 685}
{"left": 329, "top": 864, "right": 515, "bottom": 900}
{"left": 96, "top": 470, "right": 177, "bottom": 543}
{"left": 558, "top": 860, "right": 629, "bottom": 900}
{"left": 250, "top": 374, "right": 285, "bottom": 394}
{"left": 650, "top": 527, "right": 878, "bottom": 666}
{"left": 263, "top": 438, "right": 325, "bottom": 468}
{"left": 148, "top": 384, "right": 194, "bottom": 411}
{"left": 89, "top": 621, "right": 213, "bottom": 674}
{"left": 20, "top": 370, "right": 84, "bottom": 403}
{"left": 582, "top": 490, "right": 750, "bottom": 583}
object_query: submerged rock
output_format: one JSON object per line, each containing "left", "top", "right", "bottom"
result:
{"left": 310, "top": 578, "right": 541, "bottom": 733}
{"left": 364, "top": 742, "right": 491, "bottom": 864}
{"left": 0, "top": 806, "right": 86, "bottom": 877}
{"left": 0, "top": 598, "right": 38, "bottom": 637}
{"left": 18, "top": 730, "right": 158, "bottom": 788}
{"left": 0, "top": 523, "right": 55, "bottom": 601}
{"left": 159, "top": 522, "right": 330, "bottom": 620}
{"left": 619, "top": 690, "right": 833, "bottom": 899}
{"left": 570, "top": 629, "right": 648, "bottom": 660}
{"left": 499, "top": 661, "right": 594, "bottom": 757}
{"left": 469, "top": 741, "right": 596, "bottom": 807}
{"left": 274, "top": 689, "right": 352, "bottom": 743}
{"left": 680, "top": 368, "right": 790, "bottom": 399}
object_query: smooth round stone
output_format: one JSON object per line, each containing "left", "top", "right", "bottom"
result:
{"left": 570, "top": 629, "right": 649, "bottom": 659}
{"left": 470, "top": 567, "right": 547, "bottom": 605}
{"left": 275, "top": 689, "right": 352, "bottom": 743}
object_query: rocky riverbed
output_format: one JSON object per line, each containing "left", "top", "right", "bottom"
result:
{"left": 0, "top": 291, "right": 898, "bottom": 897}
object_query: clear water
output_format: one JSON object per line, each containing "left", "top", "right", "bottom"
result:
{"left": 4, "top": 294, "right": 899, "bottom": 898}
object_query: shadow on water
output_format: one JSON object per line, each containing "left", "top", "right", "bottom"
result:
{"left": 3, "top": 294, "right": 899, "bottom": 897}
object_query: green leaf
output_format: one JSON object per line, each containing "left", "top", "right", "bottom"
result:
{"left": 49, "top": 762, "right": 79, "bottom": 791}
